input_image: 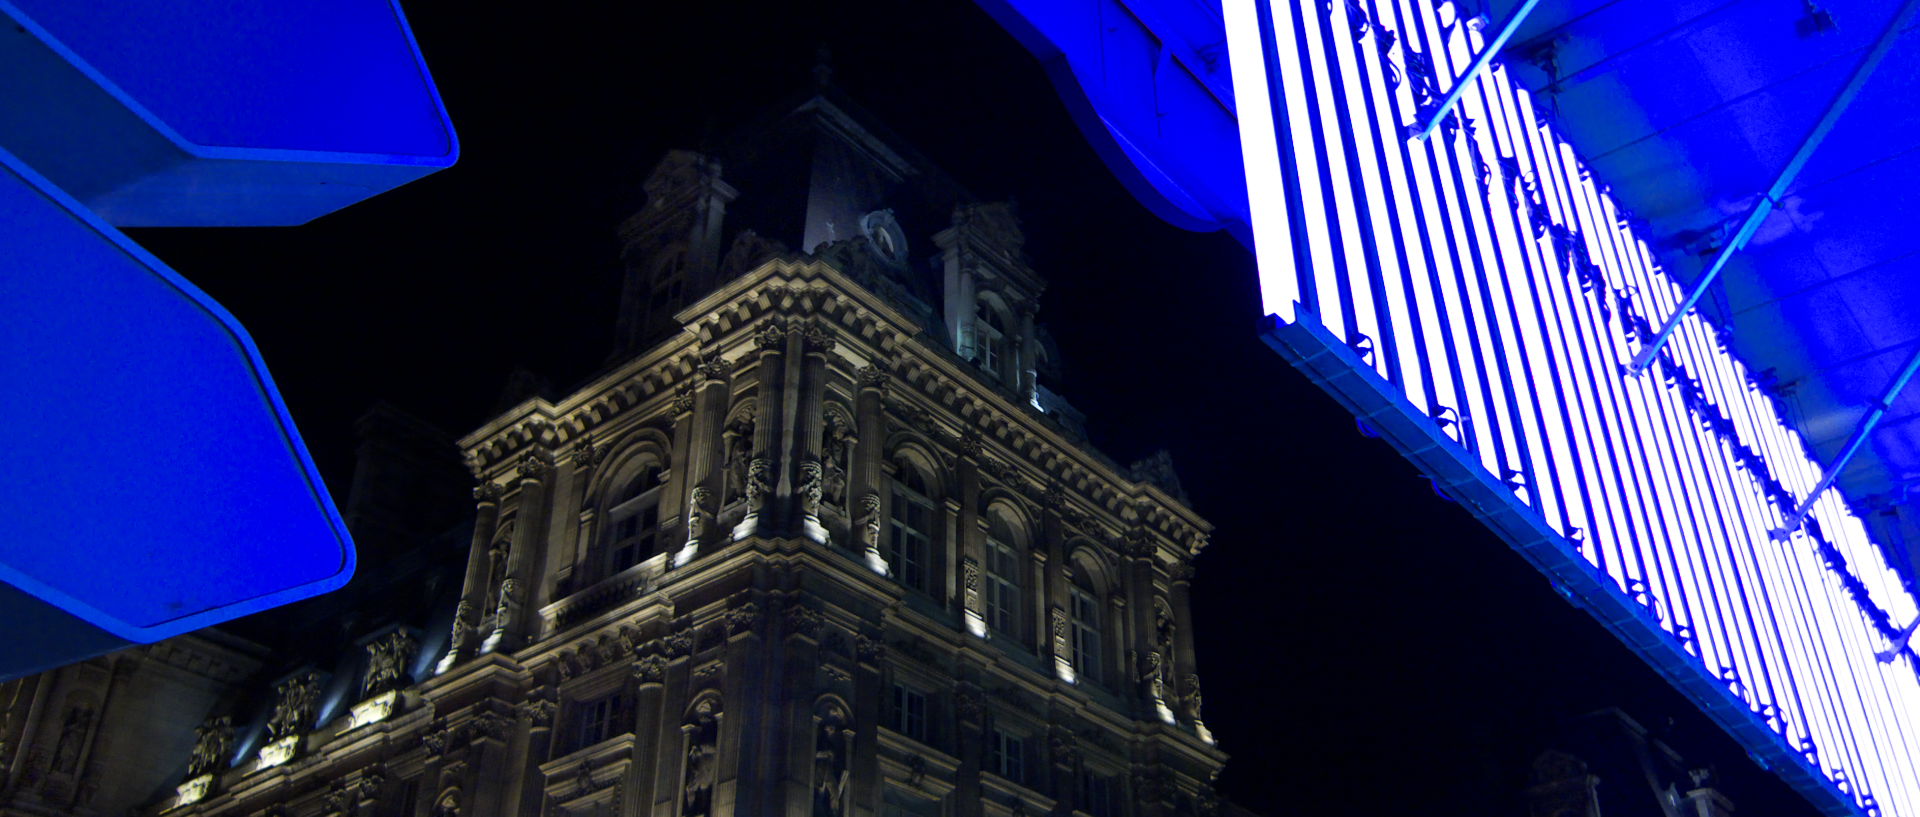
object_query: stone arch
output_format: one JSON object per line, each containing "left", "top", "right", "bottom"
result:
{"left": 884, "top": 438, "right": 948, "bottom": 501}
{"left": 589, "top": 427, "right": 674, "bottom": 509}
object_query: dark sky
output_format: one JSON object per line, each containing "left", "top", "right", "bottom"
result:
{"left": 127, "top": 2, "right": 1822, "bottom": 817}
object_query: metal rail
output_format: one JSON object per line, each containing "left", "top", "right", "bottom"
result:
{"left": 1414, "top": 0, "right": 1541, "bottom": 140}
{"left": 1627, "top": 0, "right": 1920, "bottom": 374}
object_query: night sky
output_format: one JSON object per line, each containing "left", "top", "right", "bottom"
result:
{"left": 126, "top": 2, "right": 1823, "bottom": 817}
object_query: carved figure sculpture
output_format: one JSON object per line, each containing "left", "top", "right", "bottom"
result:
{"left": 1180, "top": 674, "right": 1206, "bottom": 723}
{"left": 681, "top": 699, "right": 721, "bottom": 817}
{"left": 266, "top": 673, "right": 320, "bottom": 740}
{"left": 743, "top": 458, "right": 771, "bottom": 512}
{"left": 363, "top": 631, "right": 419, "bottom": 697}
{"left": 51, "top": 703, "right": 92, "bottom": 773}
{"left": 798, "top": 460, "right": 825, "bottom": 520}
{"left": 1141, "top": 651, "right": 1167, "bottom": 705}
{"left": 821, "top": 414, "right": 858, "bottom": 507}
{"left": 723, "top": 412, "right": 756, "bottom": 502}
{"left": 187, "top": 716, "right": 233, "bottom": 778}
{"left": 447, "top": 600, "right": 476, "bottom": 657}
{"left": 812, "top": 703, "right": 852, "bottom": 817}
{"left": 493, "top": 578, "right": 522, "bottom": 635}
{"left": 686, "top": 487, "right": 712, "bottom": 547}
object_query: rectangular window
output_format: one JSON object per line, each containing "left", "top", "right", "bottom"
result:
{"left": 985, "top": 539, "right": 1021, "bottom": 636}
{"left": 567, "top": 694, "right": 621, "bottom": 753}
{"left": 988, "top": 728, "right": 1025, "bottom": 784}
{"left": 889, "top": 683, "right": 927, "bottom": 742}
{"left": 887, "top": 491, "right": 933, "bottom": 593}
{"left": 1070, "top": 585, "right": 1101, "bottom": 681}
{"left": 1077, "top": 767, "right": 1115, "bottom": 817}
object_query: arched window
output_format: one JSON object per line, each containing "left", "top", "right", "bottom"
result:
{"left": 984, "top": 513, "right": 1023, "bottom": 638}
{"left": 1069, "top": 574, "right": 1102, "bottom": 684}
{"left": 974, "top": 302, "right": 1006, "bottom": 376}
{"left": 887, "top": 467, "right": 937, "bottom": 595}
{"left": 605, "top": 465, "right": 664, "bottom": 575}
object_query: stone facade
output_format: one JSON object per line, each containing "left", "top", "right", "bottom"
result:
{"left": 0, "top": 90, "right": 1235, "bottom": 817}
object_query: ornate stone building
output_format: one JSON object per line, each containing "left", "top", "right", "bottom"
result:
{"left": 0, "top": 87, "right": 1236, "bottom": 817}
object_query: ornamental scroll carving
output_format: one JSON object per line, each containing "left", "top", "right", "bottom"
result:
{"left": 754, "top": 322, "right": 788, "bottom": 353}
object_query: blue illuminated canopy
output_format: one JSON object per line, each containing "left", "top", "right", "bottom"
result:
{"left": 977, "top": 0, "right": 1920, "bottom": 815}
{"left": 0, "top": 0, "right": 457, "bottom": 226}
{"left": 0, "top": 145, "right": 354, "bottom": 672}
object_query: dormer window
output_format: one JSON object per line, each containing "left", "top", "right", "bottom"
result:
{"left": 975, "top": 303, "right": 1006, "bottom": 377}
{"left": 605, "top": 466, "right": 664, "bottom": 575}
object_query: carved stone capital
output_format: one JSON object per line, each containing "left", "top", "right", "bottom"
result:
{"left": 473, "top": 481, "right": 504, "bottom": 504}
{"left": 801, "top": 320, "right": 837, "bottom": 354}
{"left": 754, "top": 321, "right": 788, "bottom": 352}
{"left": 571, "top": 438, "right": 604, "bottom": 470}
{"left": 635, "top": 654, "right": 667, "bottom": 683}
{"left": 784, "top": 600, "right": 823, "bottom": 639}
{"left": 856, "top": 365, "right": 891, "bottom": 393}
{"left": 854, "top": 634, "right": 885, "bottom": 663}
{"left": 695, "top": 350, "right": 733, "bottom": 382}
{"left": 671, "top": 383, "right": 698, "bottom": 416}
{"left": 723, "top": 601, "right": 759, "bottom": 636}
{"left": 516, "top": 451, "right": 553, "bottom": 481}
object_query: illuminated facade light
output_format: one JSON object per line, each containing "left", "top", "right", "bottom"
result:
{"left": 170, "top": 774, "right": 213, "bottom": 810}
{"left": 346, "top": 691, "right": 399, "bottom": 731}
{"left": 1226, "top": 1, "right": 1920, "bottom": 815}
{"left": 254, "top": 735, "right": 299, "bottom": 771}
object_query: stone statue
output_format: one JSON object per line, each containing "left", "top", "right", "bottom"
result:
{"left": 798, "top": 460, "right": 825, "bottom": 520}
{"left": 682, "top": 699, "right": 720, "bottom": 817}
{"left": 447, "top": 600, "right": 476, "bottom": 657}
{"left": 743, "top": 458, "right": 771, "bottom": 512}
{"left": 1140, "top": 651, "right": 1167, "bottom": 706}
{"left": 686, "top": 487, "right": 712, "bottom": 547}
{"left": 363, "top": 631, "right": 419, "bottom": 697}
{"left": 723, "top": 412, "right": 756, "bottom": 502}
{"left": 187, "top": 716, "right": 233, "bottom": 778}
{"left": 856, "top": 493, "right": 888, "bottom": 575}
{"left": 1179, "top": 674, "right": 1205, "bottom": 723}
{"left": 1154, "top": 601, "right": 1175, "bottom": 655}
{"left": 812, "top": 704, "right": 851, "bottom": 817}
{"left": 266, "top": 673, "right": 320, "bottom": 740}
{"left": 822, "top": 414, "right": 858, "bottom": 507}
{"left": 493, "top": 578, "right": 522, "bottom": 634}
{"left": 51, "top": 703, "right": 92, "bottom": 773}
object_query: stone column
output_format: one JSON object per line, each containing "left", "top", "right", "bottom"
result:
{"left": 675, "top": 354, "right": 730, "bottom": 565}
{"left": 796, "top": 322, "right": 835, "bottom": 544}
{"left": 956, "top": 433, "right": 985, "bottom": 633}
{"left": 514, "top": 695, "right": 558, "bottom": 817}
{"left": 953, "top": 684, "right": 986, "bottom": 817}
{"left": 735, "top": 322, "right": 786, "bottom": 541}
{"left": 631, "top": 655, "right": 667, "bottom": 817}
{"left": 850, "top": 637, "right": 885, "bottom": 817}
{"left": 1169, "top": 564, "right": 1209, "bottom": 741}
{"left": 439, "top": 482, "right": 502, "bottom": 672}
{"left": 487, "top": 452, "right": 552, "bottom": 653}
{"left": 852, "top": 367, "right": 889, "bottom": 575}
{"left": 1126, "top": 534, "right": 1158, "bottom": 710}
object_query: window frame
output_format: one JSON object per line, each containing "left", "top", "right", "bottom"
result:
{"left": 984, "top": 530, "right": 1022, "bottom": 639}
{"left": 603, "top": 466, "right": 664, "bottom": 577}
{"left": 1069, "top": 582, "right": 1103, "bottom": 683}
{"left": 987, "top": 726, "right": 1026, "bottom": 785}
{"left": 886, "top": 471, "right": 937, "bottom": 595}
{"left": 888, "top": 683, "right": 928, "bottom": 743}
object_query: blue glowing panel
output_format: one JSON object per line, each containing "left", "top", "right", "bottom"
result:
{"left": 973, "top": 0, "right": 1249, "bottom": 235}
{"left": 1226, "top": 1, "right": 1920, "bottom": 815}
{"left": 0, "top": 0, "right": 456, "bottom": 226}
{"left": 0, "top": 145, "right": 354, "bottom": 675}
